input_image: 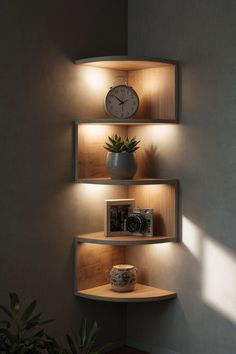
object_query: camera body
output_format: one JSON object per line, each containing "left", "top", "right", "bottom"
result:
{"left": 125, "top": 208, "right": 153, "bottom": 237}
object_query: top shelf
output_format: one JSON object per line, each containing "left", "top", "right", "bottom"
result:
{"left": 74, "top": 55, "right": 178, "bottom": 122}
{"left": 75, "top": 56, "right": 178, "bottom": 70}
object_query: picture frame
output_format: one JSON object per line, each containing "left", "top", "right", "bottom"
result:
{"left": 104, "top": 199, "right": 135, "bottom": 237}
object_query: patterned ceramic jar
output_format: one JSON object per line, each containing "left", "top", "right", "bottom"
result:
{"left": 109, "top": 264, "right": 137, "bottom": 292}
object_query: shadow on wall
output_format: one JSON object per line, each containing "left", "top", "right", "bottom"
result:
{"left": 140, "top": 144, "right": 159, "bottom": 178}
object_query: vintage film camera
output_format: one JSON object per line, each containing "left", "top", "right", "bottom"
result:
{"left": 125, "top": 208, "right": 153, "bottom": 237}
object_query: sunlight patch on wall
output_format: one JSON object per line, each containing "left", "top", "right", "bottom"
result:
{"left": 202, "top": 237, "right": 236, "bottom": 324}
{"left": 182, "top": 216, "right": 202, "bottom": 259}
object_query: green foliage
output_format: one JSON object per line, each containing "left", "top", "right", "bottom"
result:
{"left": 104, "top": 134, "right": 124, "bottom": 153}
{"left": 104, "top": 134, "right": 140, "bottom": 153}
{"left": 0, "top": 294, "right": 110, "bottom": 354}
{"left": 122, "top": 136, "right": 140, "bottom": 153}
{"left": 0, "top": 293, "right": 53, "bottom": 353}
{"left": 44, "top": 335, "right": 67, "bottom": 354}
{"left": 65, "top": 318, "right": 110, "bottom": 354}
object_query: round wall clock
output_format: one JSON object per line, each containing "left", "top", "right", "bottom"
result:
{"left": 105, "top": 85, "right": 139, "bottom": 119}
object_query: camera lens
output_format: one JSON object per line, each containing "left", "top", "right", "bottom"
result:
{"left": 126, "top": 214, "right": 147, "bottom": 233}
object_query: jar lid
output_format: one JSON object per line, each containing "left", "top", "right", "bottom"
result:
{"left": 113, "top": 264, "right": 134, "bottom": 270}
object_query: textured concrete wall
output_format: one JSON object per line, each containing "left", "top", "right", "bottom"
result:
{"left": 0, "top": 0, "right": 127, "bottom": 345}
{"left": 128, "top": 1, "right": 236, "bottom": 353}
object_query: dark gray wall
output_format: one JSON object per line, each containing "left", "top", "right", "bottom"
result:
{"left": 128, "top": 1, "right": 236, "bottom": 353}
{"left": 0, "top": 0, "right": 127, "bottom": 346}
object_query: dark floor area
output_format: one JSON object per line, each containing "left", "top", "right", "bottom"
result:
{"left": 108, "top": 346, "right": 149, "bottom": 354}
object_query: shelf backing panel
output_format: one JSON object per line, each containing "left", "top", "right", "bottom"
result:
{"left": 75, "top": 243, "right": 125, "bottom": 291}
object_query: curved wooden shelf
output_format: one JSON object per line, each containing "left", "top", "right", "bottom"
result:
{"left": 76, "top": 283, "right": 177, "bottom": 303}
{"left": 75, "top": 56, "right": 177, "bottom": 69}
{"left": 75, "top": 118, "right": 177, "bottom": 125}
{"left": 75, "top": 232, "right": 176, "bottom": 246}
{"left": 75, "top": 178, "right": 178, "bottom": 186}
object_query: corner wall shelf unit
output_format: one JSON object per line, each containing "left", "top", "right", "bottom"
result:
{"left": 73, "top": 56, "right": 179, "bottom": 303}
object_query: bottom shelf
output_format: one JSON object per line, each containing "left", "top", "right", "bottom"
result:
{"left": 76, "top": 283, "right": 177, "bottom": 303}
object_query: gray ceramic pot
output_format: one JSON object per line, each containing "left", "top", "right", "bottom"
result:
{"left": 106, "top": 152, "right": 137, "bottom": 179}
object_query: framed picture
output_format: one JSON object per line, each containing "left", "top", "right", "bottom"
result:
{"left": 104, "top": 199, "right": 135, "bottom": 236}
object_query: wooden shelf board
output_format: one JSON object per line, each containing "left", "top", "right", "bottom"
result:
{"left": 76, "top": 283, "right": 176, "bottom": 302}
{"left": 75, "top": 56, "right": 177, "bottom": 70}
{"left": 75, "top": 232, "right": 176, "bottom": 245}
{"left": 75, "top": 178, "right": 178, "bottom": 186}
{"left": 75, "top": 118, "right": 177, "bottom": 125}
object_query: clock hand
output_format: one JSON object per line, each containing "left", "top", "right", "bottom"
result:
{"left": 112, "top": 95, "right": 124, "bottom": 103}
{"left": 119, "top": 99, "right": 129, "bottom": 105}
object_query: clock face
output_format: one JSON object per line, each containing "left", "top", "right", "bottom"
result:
{"left": 105, "top": 85, "right": 139, "bottom": 119}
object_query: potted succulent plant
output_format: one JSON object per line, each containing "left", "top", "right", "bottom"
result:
{"left": 104, "top": 134, "right": 140, "bottom": 179}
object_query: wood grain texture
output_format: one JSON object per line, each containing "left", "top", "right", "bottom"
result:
{"left": 76, "top": 233, "right": 175, "bottom": 245}
{"left": 76, "top": 283, "right": 177, "bottom": 302}
{"left": 128, "top": 66, "right": 176, "bottom": 120}
{"left": 77, "top": 124, "right": 127, "bottom": 178}
{"left": 128, "top": 184, "right": 177, "bottom": 238}
{"left": 75, "top": 243, "right": 125, "bottom": 291}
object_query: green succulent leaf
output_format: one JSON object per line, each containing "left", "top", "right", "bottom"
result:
{"left": 104, "top": 135, "right": 140, "bottom": 153}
